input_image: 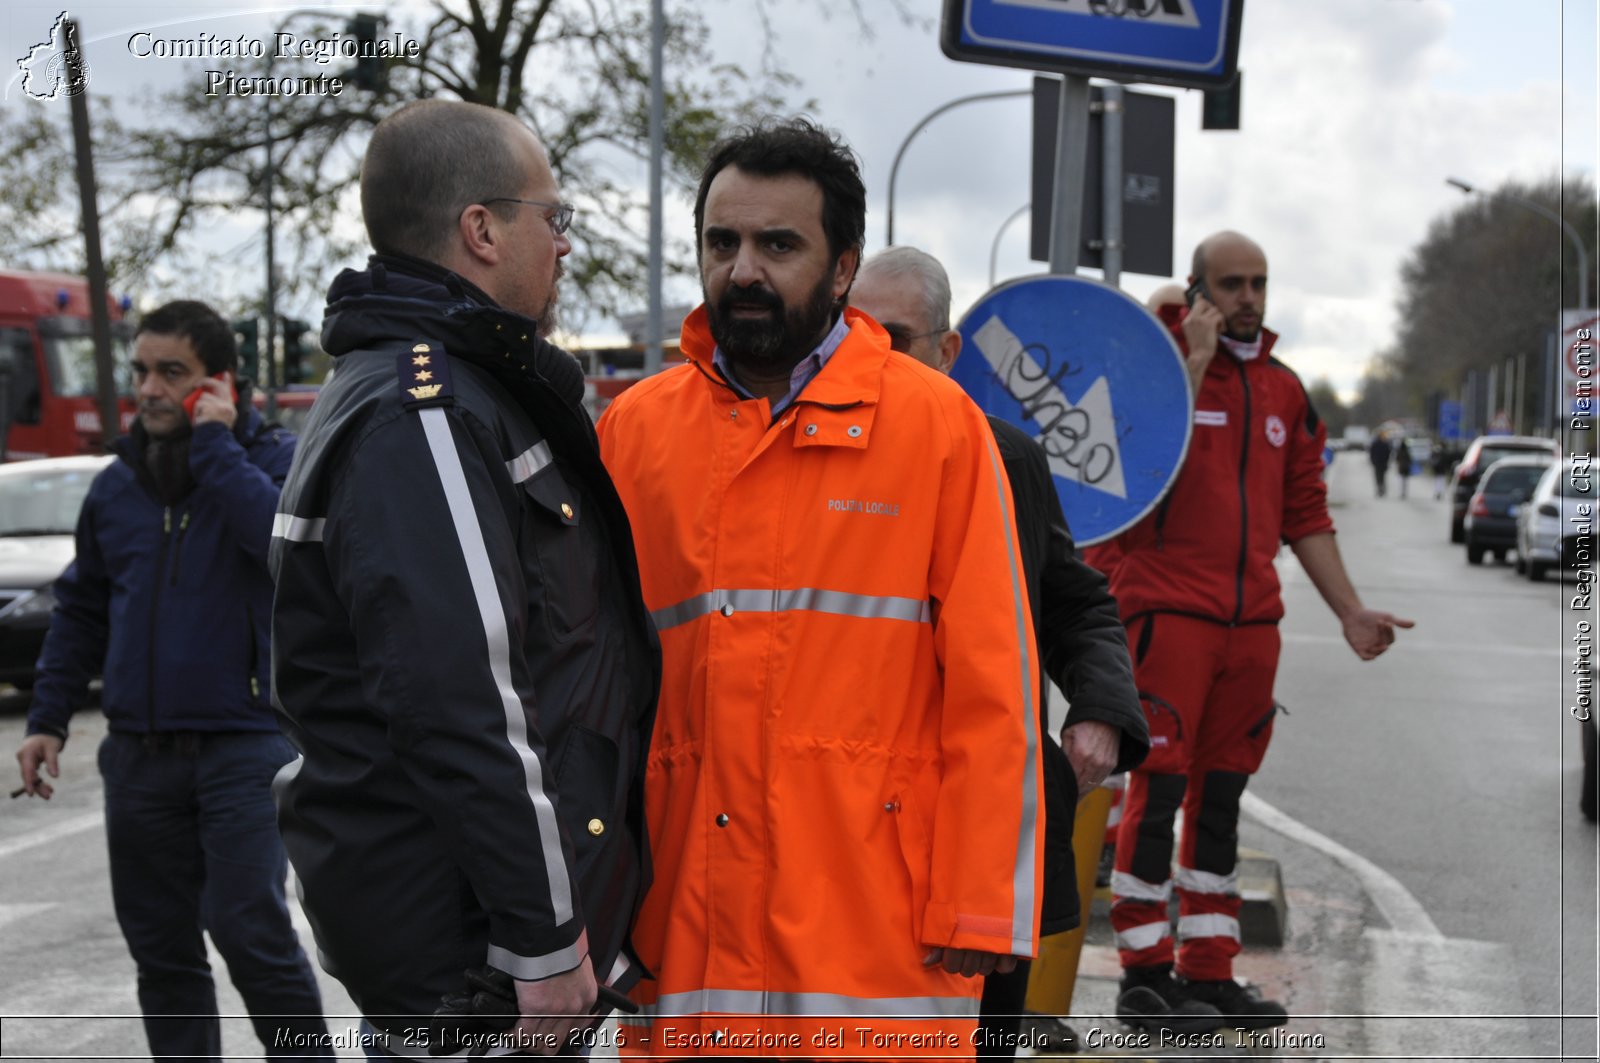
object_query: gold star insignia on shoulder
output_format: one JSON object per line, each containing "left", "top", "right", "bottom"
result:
{"left": 399, "top": 341, "right": 452, "bottom": 410}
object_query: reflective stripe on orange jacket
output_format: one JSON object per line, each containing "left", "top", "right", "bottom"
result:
{"left": 597, "top": 307, "right": 1043, "bottom": 1057}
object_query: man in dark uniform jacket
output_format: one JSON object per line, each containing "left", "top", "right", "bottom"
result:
{"left": 269, "top": 99, "right": 659, "bottom": 1057}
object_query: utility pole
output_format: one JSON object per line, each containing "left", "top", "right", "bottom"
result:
{"left": 65, "top": 19, "right": 119, "bottom": 450}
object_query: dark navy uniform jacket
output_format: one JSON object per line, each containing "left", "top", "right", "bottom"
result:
{"left": 28, "top": 411, "right": 294, "bottom": 741}
{"left": 269, "top": 255, "right": 659, "bottom": 1032}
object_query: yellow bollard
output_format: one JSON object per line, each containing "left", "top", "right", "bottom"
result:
{"left": 1024, "top": 784, "right": 1114, "bottom": 1017}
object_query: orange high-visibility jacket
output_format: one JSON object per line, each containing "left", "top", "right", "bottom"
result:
{"left": 597, "top": 306, "right": 1043, "bottom": 1057}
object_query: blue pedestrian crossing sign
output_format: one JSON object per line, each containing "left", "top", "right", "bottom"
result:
{"left": 951, "top": 274, "right": 1191, "bottom": 545}
{"left": 942, "top": 0, "right": 1244, "bottom": 90}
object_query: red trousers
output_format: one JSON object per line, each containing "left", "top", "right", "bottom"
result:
{"left": 1110, "top": 614, "right": 1279, "bottom": 981}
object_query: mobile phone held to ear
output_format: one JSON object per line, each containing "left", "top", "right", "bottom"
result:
{"left": 1184, "top": 279, "right": 1210, "bottom": 307}
{"left": 182, "top": 373, "right": 238, "bottom": 419}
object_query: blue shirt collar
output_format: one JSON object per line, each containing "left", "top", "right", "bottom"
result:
{"left": 713, "top": 313, "right": 852, "bottom": 419}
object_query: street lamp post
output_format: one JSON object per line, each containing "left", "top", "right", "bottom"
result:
{"left": 1445, "top": 177, "right": 1591, "bottom": 310}
{"left": 988, "top": 203, "right": 1030, "bottom": 289}
{"left": 886, "top": 90, "right": 1030, "bottom": 247}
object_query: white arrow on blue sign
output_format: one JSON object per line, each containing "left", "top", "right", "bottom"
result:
{"left": 951, "top": 274, "right": 1191, "bottom": 545}
{"left": 942, "top": 0, "right": 1244, "bottom": 89}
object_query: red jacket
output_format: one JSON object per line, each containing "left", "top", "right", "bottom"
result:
{"left": 1087, "top": 306, "right": 1333, "bottom": 626}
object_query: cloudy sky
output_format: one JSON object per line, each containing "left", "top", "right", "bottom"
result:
{"left": 3, "top": 0, "right": 1595, "bottom": 400}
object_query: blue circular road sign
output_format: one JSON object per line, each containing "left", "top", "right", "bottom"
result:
{"left": 951, "top": 274, "right": 1191, "bottom": 545}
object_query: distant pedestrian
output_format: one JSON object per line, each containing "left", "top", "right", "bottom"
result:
{"left": 1394, "top": 438, "right": 1413, "bottom": 499}
{"left": 13, "top": 300, "right": 331, "bottom": 1062}
{"left": 1369, "top": 433, "right": 1393, "bottom": 497}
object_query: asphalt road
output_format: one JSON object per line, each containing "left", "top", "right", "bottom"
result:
{"left": 0, "top": 450, "right": 1593, "bottom": 1061}
{"left": 1260, "top": 451, "right": 1597, "bottom": 1059}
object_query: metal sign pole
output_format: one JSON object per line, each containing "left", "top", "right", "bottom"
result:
{"left": 1047, "top": 76, "right": 1090, "bottom": 276}
{"left": 1100, "top": 83, "right": 1124, "bottom": 288}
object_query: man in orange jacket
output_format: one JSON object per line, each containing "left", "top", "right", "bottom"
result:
{"left": 597, "top": 118, "right": 1044, "bottom": 1058}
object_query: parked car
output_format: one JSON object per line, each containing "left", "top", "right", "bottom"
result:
{"left": 0, "top": 455, "right": 113, "bottom": 695}
{"left": 1516, "top": 459, "right": 1596, "bottom": 581}
{"left": 1448, "top": 435, "right": 1562, "bottom": 543}
{"left": 1462, "top": 457, "right": 1554, "bottom": 565}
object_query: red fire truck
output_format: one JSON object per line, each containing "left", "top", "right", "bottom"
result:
{"left": 0, "top": 270, "right": 136, "bottom": 461}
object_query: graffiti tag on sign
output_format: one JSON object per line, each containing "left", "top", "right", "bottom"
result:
{"left": 971, "top": 315, "right": 1127, "bottom": 499}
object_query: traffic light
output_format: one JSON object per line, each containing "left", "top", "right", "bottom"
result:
{"left": 232, "top": 317, "right": 260, "bottom": 383}
{"left": 281, "top": 318, "right": 311, "bottom": 385}
{"left": 347, "top": 14, "right": 387, "bottom": 92}
{"left": 1202, "top": 71, "right": 1242, "bottom": 131}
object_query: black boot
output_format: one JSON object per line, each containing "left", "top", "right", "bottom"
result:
{"left": 1179, "top": 976, "right": 1289, "bottom": 1030}
{"left": 1115, "top": 964, "right": 1223, "bottom": 1035}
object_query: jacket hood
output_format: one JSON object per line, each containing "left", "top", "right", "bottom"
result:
{"left": 322, "top": 254, "right": 585, "bottom": 408}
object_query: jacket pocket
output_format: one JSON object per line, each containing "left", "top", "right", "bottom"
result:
{"left": 554, "top": 725, "right": 622, "bottom": 880}
{"left": 888, "top": 791, "right": 933, "bottom": 945}
{"left": 521, "top": 468, "right": 601, "bottom": 640}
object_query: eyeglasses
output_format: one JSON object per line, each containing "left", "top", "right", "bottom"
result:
{"left": 882, "top": 323, "right": 947, "bottom": 354}
{"left": 481, "top": 198, "right": 576, "bottom": 235}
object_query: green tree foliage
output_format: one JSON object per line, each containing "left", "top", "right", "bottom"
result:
{"left": 0, "top": 0, "right": 804, "bottom": 329}
{"left": 1305, "top": 376, "right": 1349, "bottom": 439}
{"left": 1347, "top": 363, "right": 1414, "bottom": 428}
{"left": 1381, "top": 175, "right": 1597, "bottom": 429}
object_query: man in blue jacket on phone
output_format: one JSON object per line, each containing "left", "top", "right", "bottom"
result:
{"left": 13, "top": 300, "right": 331, "bottom": 1062}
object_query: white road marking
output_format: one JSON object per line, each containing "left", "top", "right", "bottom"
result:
{"left": 0, "top": 810, "right": 104, "bottom": 860}
{"left": 1241, "top": 790, "right": 1439, "bottom": 937}
{"left": 0, "top": 902, "right": 58, "bottom": 932}
{"left": 1241, "top": 793, "right": 1533, "bottom": 1054}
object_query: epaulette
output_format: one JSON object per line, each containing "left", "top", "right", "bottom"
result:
{"left": 398, "top": 340, "right": 454, "bottom": 410}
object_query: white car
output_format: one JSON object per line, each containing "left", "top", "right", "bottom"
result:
{"left": 0, "top": 454, "right": 115, "bottom": 695}
{"left": 1515, "top": 459, "right": 1596, "bottom": 581}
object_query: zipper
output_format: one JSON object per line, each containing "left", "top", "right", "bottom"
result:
{"left": 1140, "top": 691, "right": 1184, "bottom": 740}
{"left": 246, "top": 606, "right": 261, "bottom": 701}
{"left": 147, "top": 506, "right": 172, "bottom": 733}
{"left": 169, "top": 511, "right": 191, "bottom": 587}
{"left": 1231, "top": 360, "right": 1252, "bottom": 625}
{"left": 1247, "top": 701, "right": 1284, "bottom": 738}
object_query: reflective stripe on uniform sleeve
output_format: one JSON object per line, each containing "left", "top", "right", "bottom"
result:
{"left": 487, "top": 928, "right": 588, "bottom": 983}
{"left": 271, "top": 514, "right": 325, "bottom": 542}
{"left": 506, "top": 440, "right": 553, "bottom": 484}
{"left": 980, "top": 430, "right": 1040, "bottom": 956}
{"left": 635, "top": 988, "right": 981, "bottom": 1019}
{"left": 419, "top": 408, "right": 573, "bottom": 924}
{"left": 650, "top": 587, "right": 933, "bottom": 632}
